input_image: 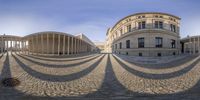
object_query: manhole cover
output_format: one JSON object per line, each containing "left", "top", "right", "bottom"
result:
{"left": 1, "top": 77, "right": 20, "bottom": 87}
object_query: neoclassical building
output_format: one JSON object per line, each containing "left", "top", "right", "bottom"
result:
{"left": 0, "top": 31, "right": 97, "bottom": 55}
{"left": 105, "top": 12, "right": 181, "bottom": 57}
{"left": 181, "top": 35, "right": 200, "bottom": 54}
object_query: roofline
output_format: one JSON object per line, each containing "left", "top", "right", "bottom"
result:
{"left": 23, "top": 31, "right": 76, "bottom": 38}
{"left": 110, "top": 12, "right": 181, "bottom": 32}
{"left": 181, "top": 35, "right": 200, "bottom": 41}
{"left": 0, "top": 34, "right": 22, "bottom": 38}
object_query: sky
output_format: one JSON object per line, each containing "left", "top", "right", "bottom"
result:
{"left": 0, "top": 0, "right": 199, "bottom": 42}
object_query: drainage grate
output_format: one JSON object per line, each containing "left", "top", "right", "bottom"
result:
{"left": 1, "top": 77, "right": 20, "bottom": 87}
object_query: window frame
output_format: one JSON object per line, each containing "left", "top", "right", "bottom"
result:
{"left": 126, "top": 40, "right": 130, "bottom": 49}
{"left": 171, "top": 39, "right": 176, "bottom": 48}
{"left": 155, "top": 37, "right": 163, "bottom": 48}
{"left": 138, "top": 37, "right": 145, "bottom": 48}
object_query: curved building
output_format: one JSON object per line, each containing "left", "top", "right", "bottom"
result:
{"left": 106, "top": 12, "right": 181, "bottom": 57}
{"left": 0, "top": 31, "right": 96, "bottom": 56}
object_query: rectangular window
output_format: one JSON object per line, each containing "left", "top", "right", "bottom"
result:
{"left": 155, "top": 37, "right": 163, "bottom": 48}
{"left": 138, "top": 22, "right": 142, "bottom": 29}
{"left": 142, "top": 21, "right": 146, "bottom": 29}
{"left": 170, "top": 24, "right": 173, "bottom": 31}
{"left": 126, "top": 40, "right": 130, "bottom": 48}
{"left": 138, "top": 21, "right": 146, "bottom": 29}
{"left": 170, "top": 24, "right": 176, "bottom": 32}
{"left": 139, "top": 53, "right": 143, "bottom": 56}
{"left": 127, "top": 24, "right": 131, "bottom": 32}
{"left": 159, "top": 21, "right": 163, "bottom": 29}
{"left": 157, "top": 53, "right": 162, "bottom": 57}
{"left": 119, "top": 42, "right": 122, "bottom": 49}
{"left": 171, "top": 39, "right": 176, "bottom": 48}
{"left": 155, "top": 21, "right": 159, "bottom": 28}
{"left": 115, "top": 44, "right": 117, "bottom": 49}
{"left": 173, "top": 25, "right": 176, "bottom": 32}
{"left": 155, "top": 21, "right": 163, "bottom": 29}
{"left": 138, "top": 37, "right": 144, "bottom": 48}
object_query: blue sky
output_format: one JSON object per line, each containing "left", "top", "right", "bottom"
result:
{"left": 0, "top": 0, "right": 199, "bottom": 42}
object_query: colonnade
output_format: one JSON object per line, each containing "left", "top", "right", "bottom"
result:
{"left": 184, "top": 36, "right": 200, "bottom": 54}
{"left": 0, "top": 33, "right": 93, "bottom": 56}
{"left": 0, "top": 35, "right": 28, "bottom": 54}
{"left": 28, "top": 33, "right": 91, "bottom": 55}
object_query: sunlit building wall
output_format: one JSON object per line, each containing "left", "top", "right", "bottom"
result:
{"left": 106, "top": 12, "right": 181, "bottom": 57}
{"left": 181, "top": 35, "right": 200, "bottom": 54}
{"left": 0, "top": 31, "right": 96, "bottom": 55}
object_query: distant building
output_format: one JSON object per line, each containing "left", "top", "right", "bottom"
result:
{"left": 106, "top": 12, "right": 181, "bottom": 57}
{"left": 0, "top": 31, "right": 96, "bottom": 55}
{"left": 181, "top": 35, "right": 200, "bottom": 54}
{"left": 94, "top": 42, "right": 105, "bottom": 53}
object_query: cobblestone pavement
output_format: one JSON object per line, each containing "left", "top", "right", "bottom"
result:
{"left": 0, "top": 52, "right": 200, "bottom": 100}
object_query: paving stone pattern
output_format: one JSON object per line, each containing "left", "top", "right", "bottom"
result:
{"left": 0, "top": 52, "right": 200, "bottom": 100}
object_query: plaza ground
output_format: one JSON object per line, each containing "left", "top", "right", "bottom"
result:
{"left": 0, "top": 52, "right": 200, "bottom": 100}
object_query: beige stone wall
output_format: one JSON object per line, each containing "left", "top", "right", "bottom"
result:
{"left": 182, "top": 36, "right": 200, "bottom": 54}
{"left": 106, "top": 12, "right": 181, "bottom": 57}
{"left": 112, "top": 31, "right": 179, "bottom": 56}
{"left": 27, "top": 32, "right": 92, "bottom": 55}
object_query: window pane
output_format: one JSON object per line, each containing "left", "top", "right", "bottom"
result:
{"left": 159, "top": 21, "right": 163, "bottom": 29}
{"left": 155, "top": 37, "right": 163, "bottom": 48}
{"left": 138, "top": 38, "right": 144, "bottom": 48}
{"left": 155, "top": 21, "right": 159, "bottom": 28}
{"left": 126, "top": 40, "right": 130, "bottom": 48}
{"left": 142, "top": 21, "right": 146, "bottom": 29}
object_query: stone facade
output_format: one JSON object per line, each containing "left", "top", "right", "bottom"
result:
{"left": 106, "top": 12, "right": 181, "bottom": 57}
{"left": 181, "top": 36, "right": 200, "bottom": 54}
{"left": 0, "top": 31, "right": 96, "bottom": 56}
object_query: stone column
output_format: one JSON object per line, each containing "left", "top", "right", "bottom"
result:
{"left": 67, "top": 36, "right": 70, "bottom": 55}
{"left": 81, "top": 40, "right": 83, "bottom": 53}
{"left": 198, "top": 37, "right": 200, "bottom": 54}
{"left": 22, "top": 40, "right": 24, "bottom": 54}
{"left": 13, "top": 39, "right": 15, "bottom": 52}
{"left": 14, "top": 39, "right": 16, "bottom": 53}
{"left": 37, "top": 34, "right": 39, "bottom": 55}
{"left": 189, "top": 37, "right": 192, "bottom": 54}
{"left": 77, "top": 39, "right": 79, "bottom": 54}
{"left": 32, "top": 36, "right": 34, "bottom": 54}
{"left": 27, "top": 40, "right": 28, "bottom": 54}
{"left": 41, "top": 34, "right": 44, "bottom": 54}
{"left": 194, "top": 37, "right": 196, "bottom": 54}
{"left": 15, "top": 39, "right": 17, "bottom": 53}
{"left": 47, "top": 34, "right": 49, "bottom": 54}
{"left": 63, "top": 35, "right": 66, "bottom": 55}
{"left": 75, "top": 38, "right": 77, "bottom": 54}
{"left": 21, "top": 40, "right": 23, "bottom": 54}
{"left": 52, "top": 34, "right": 55, "bottom": 55}
{"left": 71, "top": 37, "right": 73, "bottom": 54}
{"left": 6, "top": 40, "right": 8, "bottom": 52}
{"left": 21, "top": 40, "right": 24, "bottom": 54}
{"left": 10, "top": 39, "right": 12, "bottom": 52}
{"left": 19, "top": 40, "right": 20, "bottom": 53}
{"left": 20, "top": 40, "right": 21, "bottom": 54}
{"left": 1, "top": 35, "right": 3, "bottom": 53}
{"left": 58, "top": 34, "right": 60, "bottom": 55}
{"left": 25, "top": 40, "right": 27, "bottom": 54}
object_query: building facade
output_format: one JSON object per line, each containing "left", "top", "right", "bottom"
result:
{"left": 94, "top": 42, "right": 105, "bottom": 53}
{"left": 106, "top": 12, "right": 181, "bottom": 57}
{"left": 181, "top": 35, "right": 200, "bottom": 54}
{"left": 0, "top": 31, "right": 96, "bottom": 55}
